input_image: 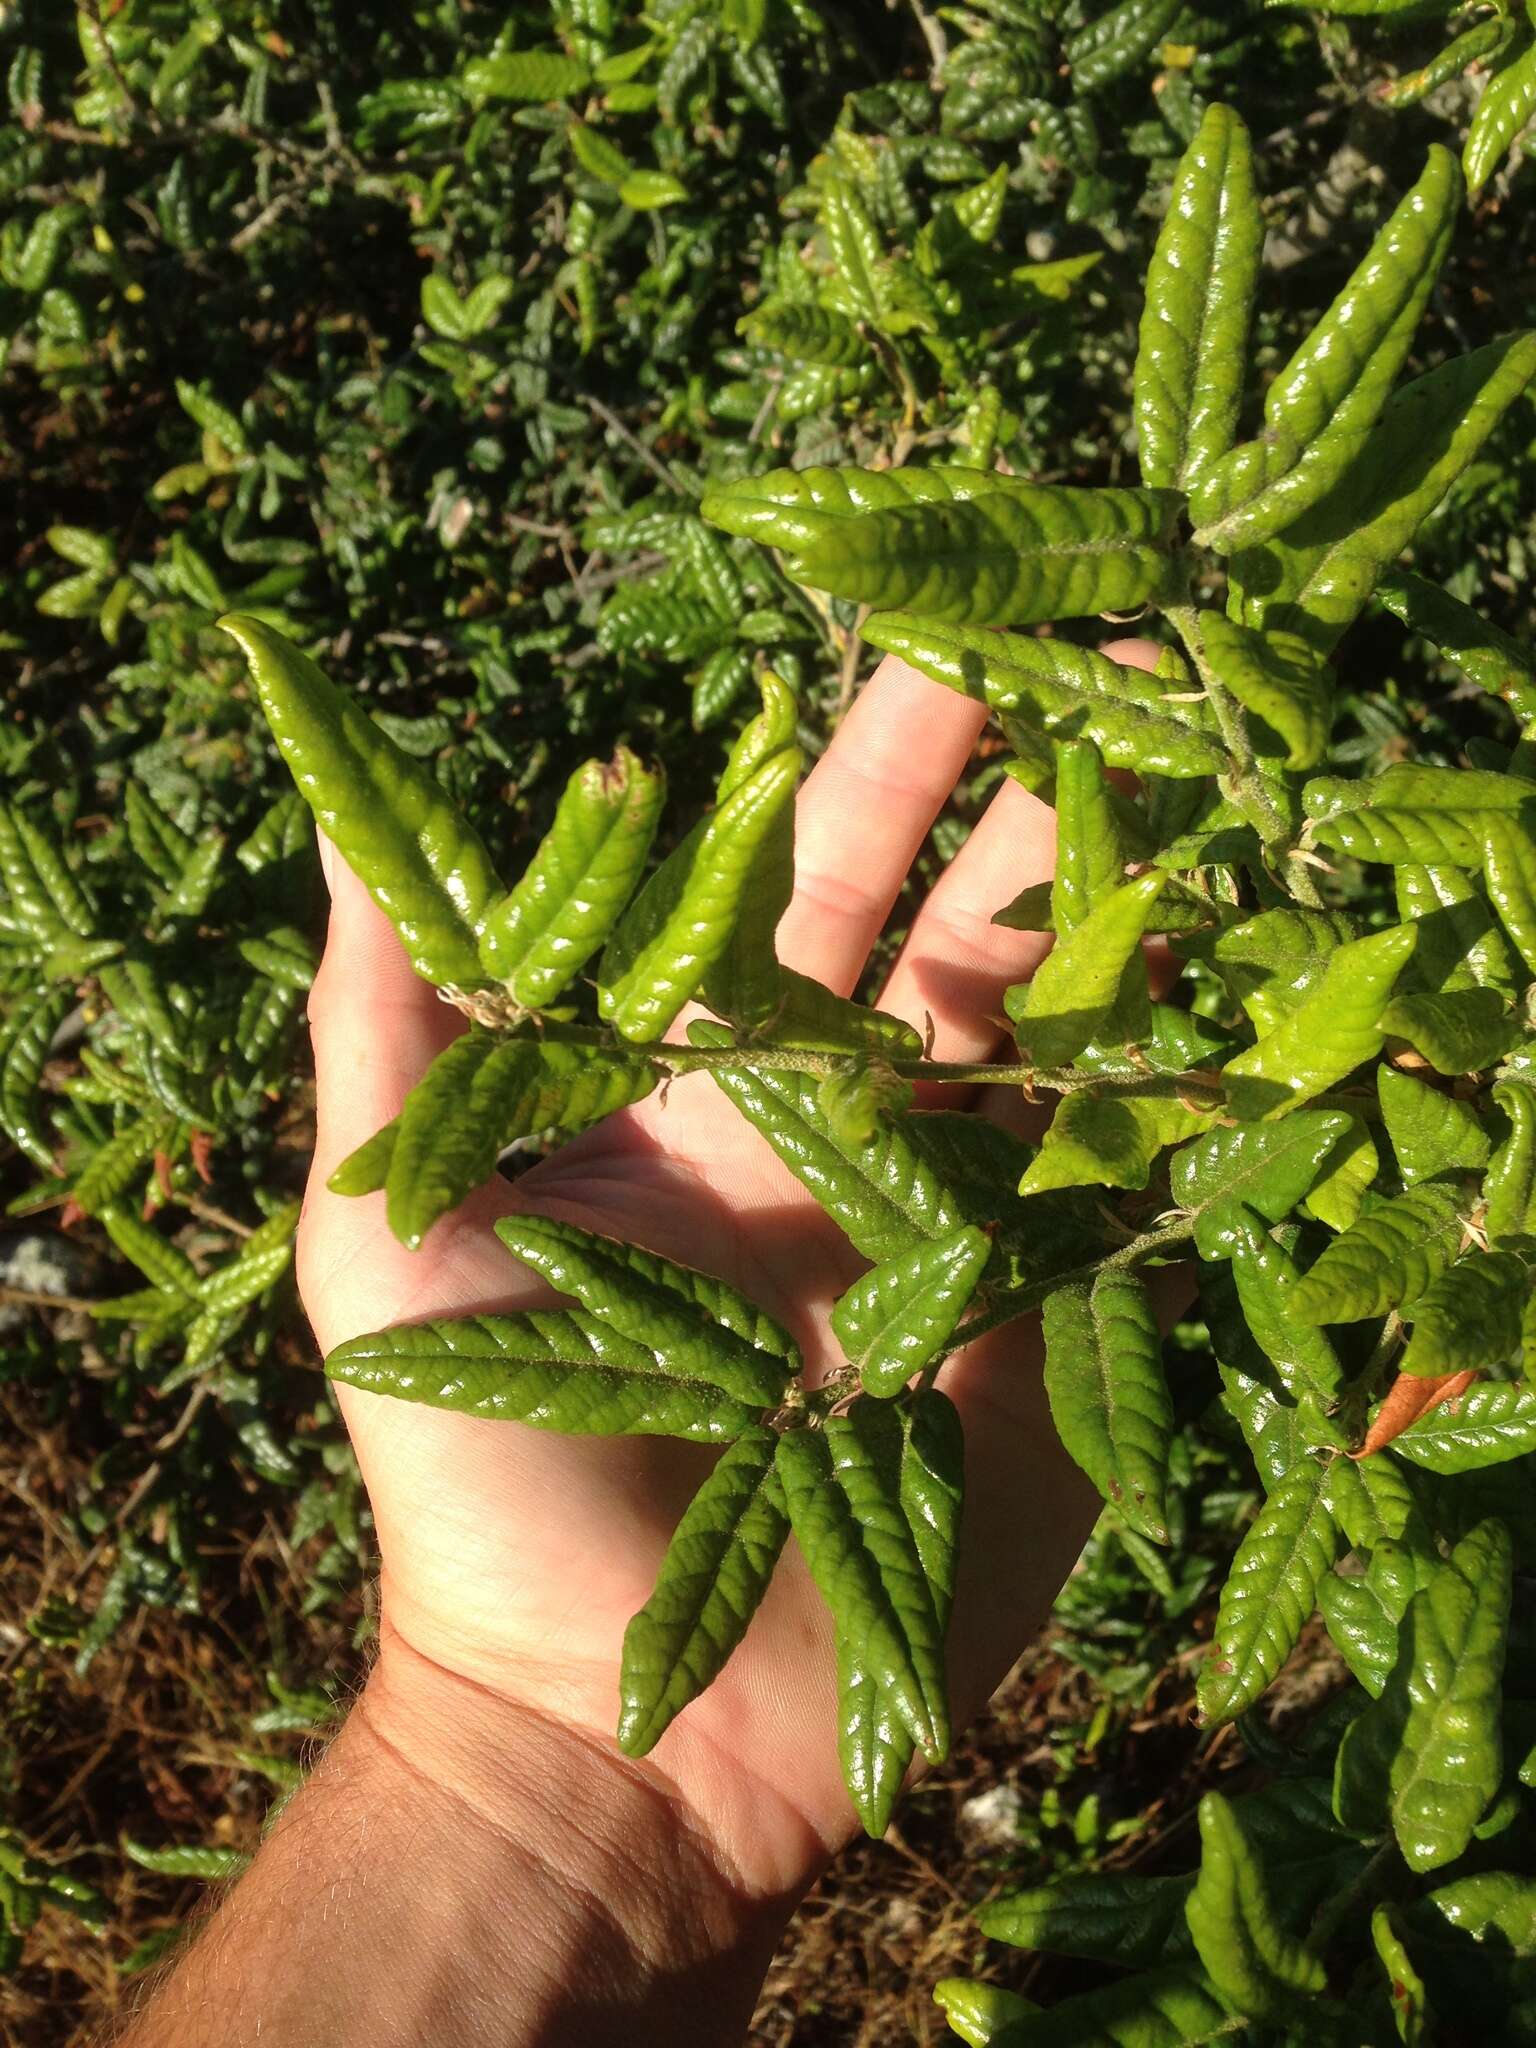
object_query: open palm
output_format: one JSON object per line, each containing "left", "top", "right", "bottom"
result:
{"left": 298, "top": 649, "right": 1151, "bottom": 1902}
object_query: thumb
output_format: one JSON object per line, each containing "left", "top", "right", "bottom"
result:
{"left": 306, "top": 833, "right": 463, "bottom": 1188}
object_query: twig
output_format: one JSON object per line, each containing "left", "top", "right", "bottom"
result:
{"left": 574, "top": 389, "right": 684, "bottom": 494}
{"left": 0, "top": 1285, "right": 103, "bottom": 1315}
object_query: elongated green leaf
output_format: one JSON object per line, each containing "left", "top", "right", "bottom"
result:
{"left": 1235, "top": 334, "right": 1536, "bottom": 656}
{"left": 1306, "top": 765, "right": 1536, "bottom": 870}
{"left": 1480, "top": 811, "right": 1536, "bottom": 972}
{"left": 0, "top": 804, "right": 94, "bottom": 943}
{"left": 1043, "top": 1269, "right": 1174, "bottom": 1543}
{"left": 618, "top": 1429, "right": 790, "bottom": 1756}
{"left": 779, "top": 1395, "right": 960, "bottom": 1764}
{"left": 1319, "top": 1542, "right": 1419, "bottom": 1697}
{"left": 1221, "top": 923, "right": 1416, "bottom": 1121}
{"left": 1379, "top": 1067, "right": 1490, "bottom": 1185}
{"left": 1067, "top": 0, "right": 1183, "bottom": 90}
{"left": 1290, "top": 1182, "right": 1467, "bottom": 1324}
{"left": 599, "top": 686, "right": 800, "bottom": 1041}
{"left": 832, "top": 1227, "right": 990, "bottom": 1398}
{"left": 381, "top": 1033, "right": 658, "bottom": 1249}
{"left": 495, "top": 1214, "right": 796, "bottom": 1407}
{"left": 1379, "top": 987, "right": 1522, "bottom": 1075}
{"left": 124, "top": 781, "right": 196, "bottom": 888}
{"left": 1198, "top": 1456, "right": 1343, "bottom": 1723}
{"left": 864, "top": 613, "right": 1226, "bottom": 779}
{"left": 694, "top": 1025, "right": 968, "bottom": 1262}
{"left": 756, "top": 968, "right": 923, "bottom": 1057}
{"left": 980, "top": 1870, "right": 1191, "bottom": 1970}
{"left": 218, "top": 616, "right": 501, "bottom": 986}
{"left": 1180, "top": 906, "right": 1360, "bottom": 1036}
{"left": 967, "top": 1964, "right": 1240, "bottom": 2045}
{"left": 767, "top": 486, "right": 1182, "bottom": 629}
{"left": 460, "top": 48, "right": 591, "bottom": 103}
{"left": 933, "top": 1978, "right": 1038, "bottom": 2045}
{"left": 1193, "top": 149, "right": 1461, "bottom": 552}
{"left": 0, "top": 989, "right": 70, "bottom": 1168}
{"left": 1018, "top": 1089, "right": 1215, "bottom": 1197}
{"left": 1302, "top": 1114, "right": 1377, "bottom": 1233}
{"left": 1185, "top": 1790, "right": 1327, "bottom": 2018}
{"left": 326, "top": 1309, "right": 762, "bottom": 1441}
{"left": 102, "top": 1205, "right": 200, "bottom": 1300}
{"left": 198, "top": 1202, "right": 299, "bottom": 1317}
{"left": 1400, "top": 1251, "right": 1526, "bottom": 1376}
{"left": 1198, "top": 613, "right": 1331, "bottom": 770}
{"left": 477, "top": 748, "right": 664, "bottom": 1007}
{"left": 1335, "top": 1518, "right": 1512, "bottom": 1871}
{"left": 837, "top": 1634, "right": 916, "bottom": 1841}
{"left": 1171, "top": 1112, "right": 1354, "bottom": 1259}
{"left": 1394, "top": 859, "right": 1520, "bottom": 991}
{"left": 1377, "top": 570, "right": 1536, "bottom": 722}
{"left": 1464, "top": 34, "right": 1536, "bottom": 196}
{"left": 327, "top": 1119, "right": 397, "bottom": 1198}
{"left": 702, "top": 464, "right": 1035, "bottom": 544}
{"left": 1134, "top": 104, "right": 1261, "bottom": 495}
{"left": 1227, "top": 1210, "right": 1343, "bottom": 1404}
{"left": 1008, "top": 875, "right": 1165, "bottom": 1069}
{"left": 700, "top": 675, "right": 800, "bottom": 1028}
{"left": 1485, "top": 1078, "right": 1536, "bottom": 1241}
{"left": 1386, "top": 1380, "right": 1536, "bottom": 1472}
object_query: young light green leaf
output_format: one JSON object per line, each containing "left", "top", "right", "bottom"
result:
{"left": 1235, "top": 333, "right": 1536, "bottom": 656}
{"left": 1379, "top": 987, "right": 1522, "bottom": 1075}
{"left": 218, "top": 615, "right": 501, "bottom": 987}
{"left": 1400, "top": 1252, "right": 1526, "bottom": 1376}
{"left": 933, "top": 1978, "right": 1038, "bottom": 2045}
{"left": 1479, "top": 811, "right": 1536, "bottom": 973}
{"left": 326, "top": 1309, "right": 763, "bottom": 1441}
{"left": 1042, "top": 1268, "right": 1174, "bottom": 1543}
{"left": 1227, "top": 1210, "right": 1343, "bottom": 1404}
{"left": 831, "top": 1227, "right": 990, "bottom": 1398}
{"left": 1171, "top": 1112, "right": 1354, "bottom": 1259}
{"left": 1379, "top": 1067, "right": 1490, "bottom": 1186}
{"left": 1197, "top": 613, "right": 1332, "bottom": 770}
{"left": 1394, "top": 860, "right": 1520, "bottom": 992}
{"left": 1377, "top": 570, "right": 1536, "bottom": 722}
{"left": 755, "top": 969, "right": 923, "bottom": 1057}
{"left": 1334, "top": 1518, "right": 1512, "bottom": 1871}
{"left": 495, "top": 1214, "right": 797, "bottom": 1408}
{"left": 1385, "top": 1381, "right": 1536, "bottom": 1472}
{"left": 1193, "top": 149, "right": 1461, "bottom": 552}
{"left": 864, "top": 613, "right": 1226, "bottom": 779}
{"left": 1008, "top": 874, "right": 1166, "bottom": 1069}
{"left": 1305, "top": 764, "right": 1535, "bottom": 870}
{"left": 1319, "top": 1542, "right": 1419, "bottom": 1697}
{"left": 1220, "top": 923, "right": 1416, "bottom": 1120}
{"left": 779, "top": 1395, "right": 960, "bottom": 1765}
{"left": 477, "top": 747, "right": 664, "bottom": 1007}
{"left": 1180, "top": 906, "right": 1360, "bottom": 1036}
{"left": 1302, "top": 1114, "right": 1377, "bottom": 1234}
{"left": 1485, "top": 1077, "right": 1536, "bottom": 1242}
{"left": 1290, "top": 1182, "right": 1467, "bottom": 1324}
{"left": 1184, "top": 1791, "right": 1327, "bottom": 2019}
{"left": 700, "top": 675, "right": 800, "bottom": 1028}
{"left": 1198, "top": 1456, "right": 1343, "bottom": 1723}
{"left": 618, "top": 1429, "right": 790, "bottom": 1756}
{"left": 326, "top": 1119, "right": 397, "bottom": 1198}
{"left": 1134, "top": 103, "right": 1261, "bottom": 496}
{"left": 1464, "top": 34, "right": 1536, "bottom": 196}
{"left": 1018, "top": 1089, "right": 1215, "bottom": 1197}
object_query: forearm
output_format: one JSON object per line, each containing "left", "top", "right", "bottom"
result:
{"left": 116, "top": 1635, "right": 797, "bottom": 2048}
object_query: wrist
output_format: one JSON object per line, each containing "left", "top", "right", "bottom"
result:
{"left": 355, "top": 1628, "right": 799, "bottom": 2047}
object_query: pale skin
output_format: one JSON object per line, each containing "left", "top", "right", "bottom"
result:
{"left": 118, "top": 644, "right": 1160, "bottom": 2048}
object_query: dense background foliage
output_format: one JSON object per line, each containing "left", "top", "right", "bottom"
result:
{"left": 5, "top": 1, "right": 1536, "bottom": 2039}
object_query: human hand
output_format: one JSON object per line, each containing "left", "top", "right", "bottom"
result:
{"left": 298, "top": 645, "right": 1157, "bottom": 1977}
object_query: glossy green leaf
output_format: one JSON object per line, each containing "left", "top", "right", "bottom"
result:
{"left": 1371, "top": 1905, "right": 1433, "bottom": 2046}
{"left": 1465, "top": 34, "right": 1536, "bottom": 196}
{"left": 701, "top": 675, "right": 800, "bottom": 1029}
{"left": 102, "top": 1206, "right": 200, "bottom": 1300}
{"left": 1066, "top": 0, "right": 1183, "bottom": 92}
{"left": 1008, "top": 874, "right": 1166, "bottom": 1069}
{"left": 1134, "top": 104, "right": 1260, "bottom": 495}
{"left": 694, "top": 1024, "right": 968, "bottom": 1262}
{"left": 1393, "top": 860, "right": 1519, "bottom": 992}
{"left": 1185, "top": 1790, "right": 1326, "bottom": 2018}
{"left": 460, "top": 49, "right": 591, "bottom": 104}
{"left": 1290, "top": 1182, "right": 1467, "bottom": 1324}
{"left": 218, "top": 615, "right": 501, "bottom": 987}
{"left": 755, "top": 969, "right": 923, "bottom": 1057}
{"left": 864, "top": 613, "right": 1226, "bottom": 779}
{"left": 1051, "top": 737, "right": 1154, "bottom": 1043}
{"left": 1227, "top": 1209, "right": 1343, "bottom": 1404}
{"left": 1302, "top": 1114, "right": 1377, "bottom": 1234}
{"left": 1221, "top": 923, "right": 1416, "bottom": 1120}
{"left": 1018, "top": 1089, "right": 1215, "bottom": 1197}
{"left": 495, "top": 1214, "right": 797, "bottom": 1408}
{"left": 1193, "top": 149, "right": 1461, "bottom": 552}
{"left": 477, "top": 747, "right": 664, "bottom": 1007}
{"left": 379, "top": 1033, "right": 658, "bottom": 1249}
{"left": 779, "top": 1394, "right": 961, "bottom": 1766}
{"left": 0, "top": 989, "right": 70, "bottom": 1168}
{"left": 1400, "top": 1251, "right": 1526, "bottom": 1375}
{"left": 1479, "top": 811, "right": 1536, "bottom": 973}
{"left": 1485, "top": 1078, "right": 1536, "bottom": 1242}
{"left": 980, "top": 1870, "right": 1190, "bottom": 1970}
{"left": 702, "top": 464, "right": 1037, "bottom": 545}
{"left": 1376, "top": 570, "right": 1536, "bottom": 722}
{"left": 1043, "top": 1268, "right": 1174, "bottom": 1543}
{"left": 1181, "top": 906, "right": 1360, "bottom": 1036}
{"left": 124, "top": 781, "right": 196, "bottom": 888}
{"left": 831, "top": 1227, "right": 990, "bottom": 1398}
{"left": 1379, "top": 987, "right": 1522, "bottom": 1074}
{"left": 326, "top": 1308, "right": 762, "bottom": 1442}
{"left": 326, "top": 1120, "right": 396, "bottom": 1198}
{"left": 964, "top": 1964, "right": 1239, "bottom": 2045}
{"left": 1306, "top": 765, "right": 1536, "bottom": 870}
{"left": 1198, "top": 1455, "right": 1342, "bottom": 1723}
{"left": 1334, "top": 1518, "right": 1512, "bottom": 1871}
{"left": 1171, "top": 1112, "right": 1354, "bottom": 1259}
{"left": 1235, "top": 334, "right": 1536, "bottom": 656}
{"left": 767, "top": 485, "right": 1182, "bottom": 628}
{"left": 1379, "top": 1067, "right": 1490, "bottom": 1186}
{"left": 739, "top": 302, "right": 868, "bottom": 367}
{"left": 1385, "top": 1380, "right": 1536, "bottom": 1472}
{"left": 836, "top": 1634, "right": 916, "bottom": 1840}
{"left": 1197, "top": 613, "right": 1331, "bottom": 770}
{"left": 0, "top": 804, "right": 94, "bottom": 943}
{"left": 1319, "top": 1541, "right": 1419, "bottom": 1698}
{"left": 618, "top": 1428, "right": 790, "bottom": 1756}
{"left": 934, "top": 1978, "right": 1038, "bottom": 2046}
{"left": 598, "top": 682, "right": 800, "bottom": 1041}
